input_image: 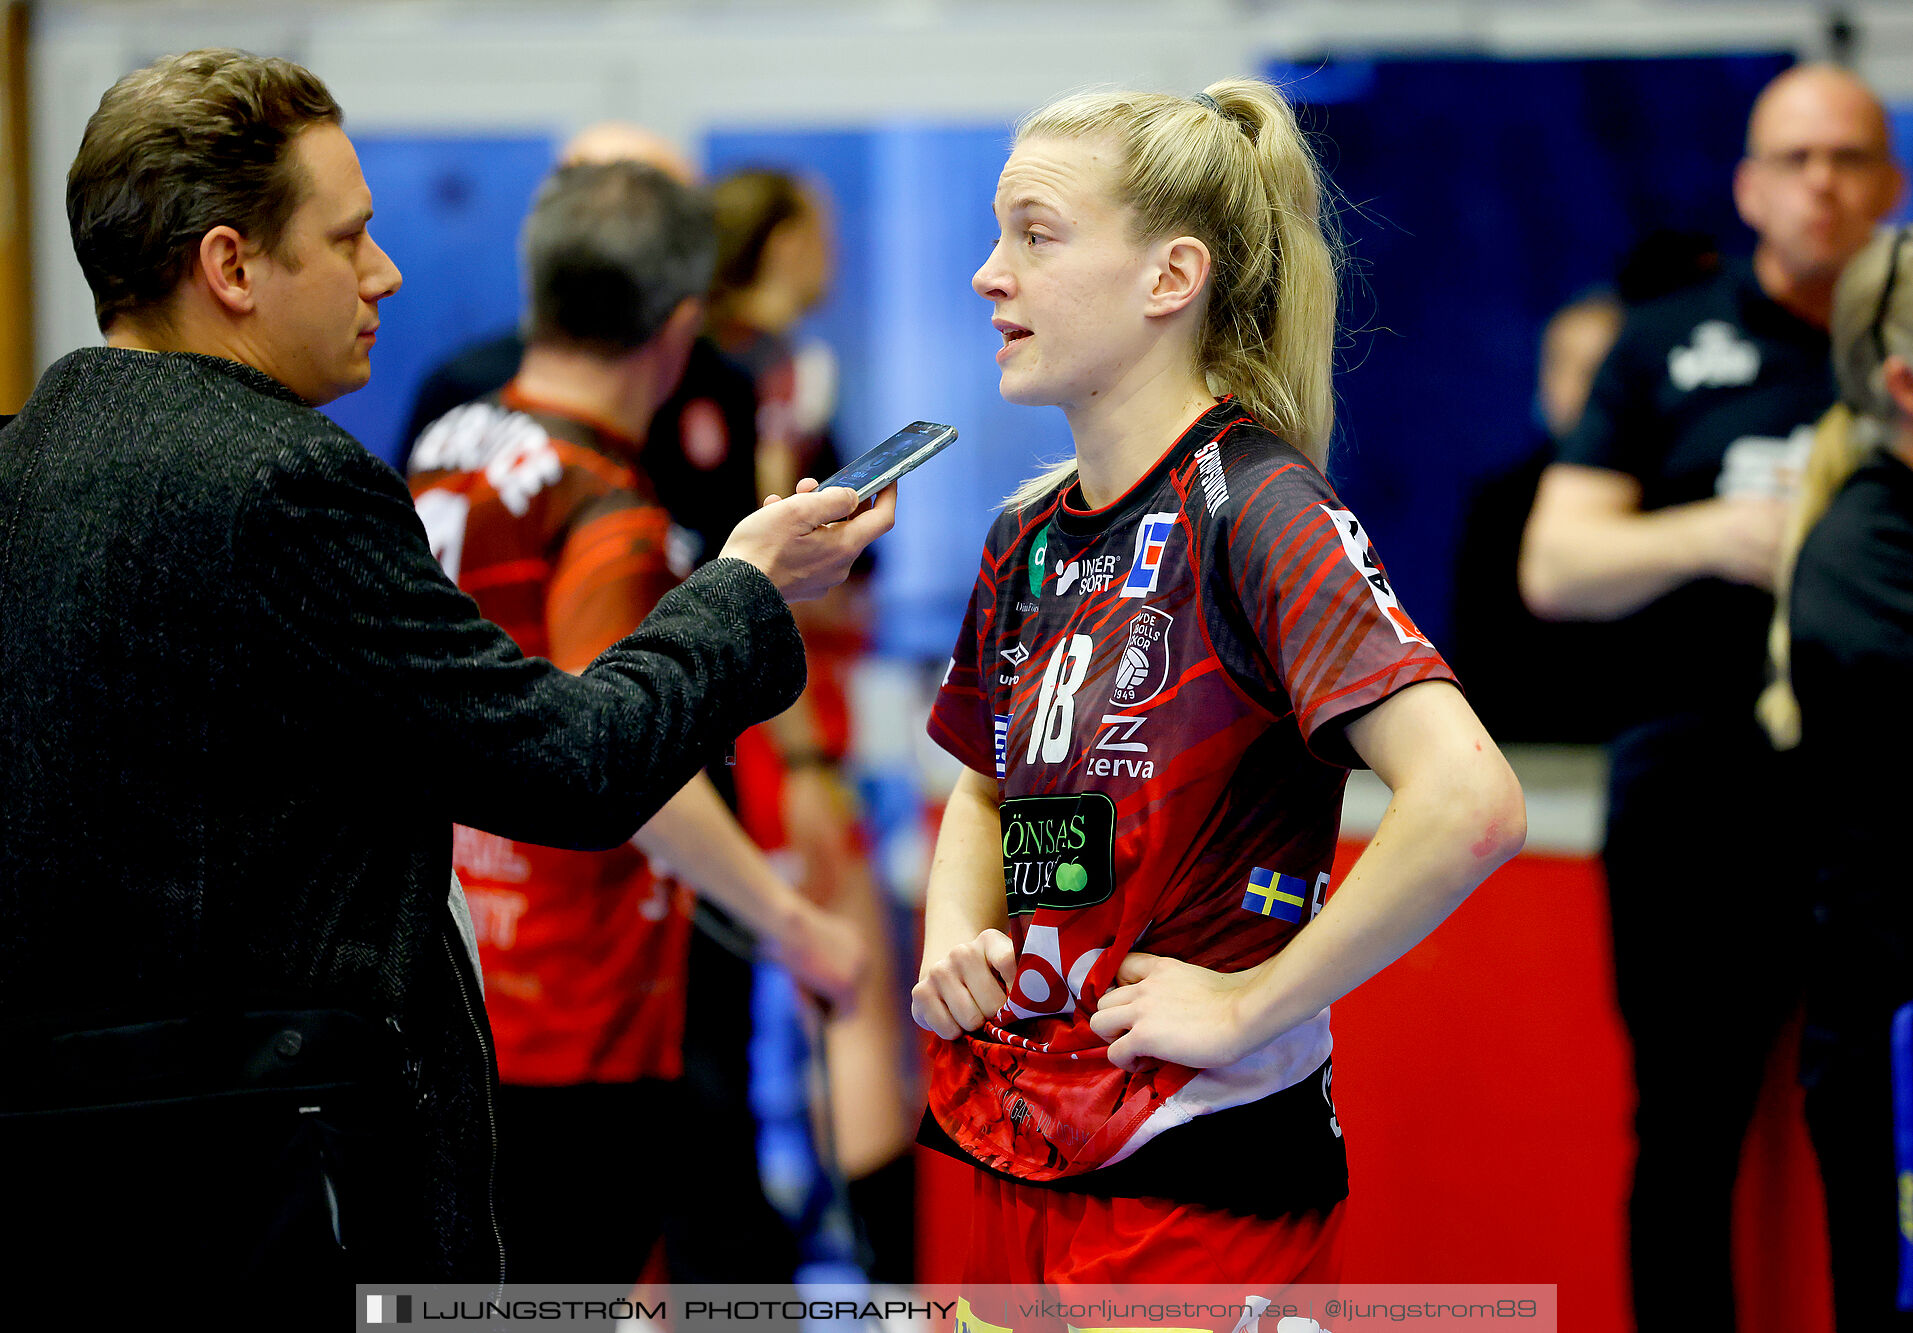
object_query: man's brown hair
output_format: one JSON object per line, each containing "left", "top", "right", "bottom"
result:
{"left": 67, "top": 48, "right": 341, "bottom": 333}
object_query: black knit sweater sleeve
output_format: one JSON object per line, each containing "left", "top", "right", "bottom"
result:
{"left": 233, "top": 425, "right": 804, "bottom": 850}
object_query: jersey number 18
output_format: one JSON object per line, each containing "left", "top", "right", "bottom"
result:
{"left": 1027, "top": 634, "right": 1093, "bottom": 766}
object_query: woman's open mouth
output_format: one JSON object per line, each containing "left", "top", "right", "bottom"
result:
{"left": 994, "top": 320, "right": 1032, "bottom": 362}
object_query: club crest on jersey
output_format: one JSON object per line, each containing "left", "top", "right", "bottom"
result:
{"left": 1028, "top": 523, "right": 1053, "bottom": 596}
{"left": 1120, "top": 511, "right": 1180, "bottom": 598}
{"left": 1318, "top": 505, "right": 1433, "bottom": 649}
{"left": 1109, "top": 608, "right": 1172, "bottom": 707}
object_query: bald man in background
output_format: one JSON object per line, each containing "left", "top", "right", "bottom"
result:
{"left": 400, "top": 123, "right": 696, "bottom": 445}
{"left": 561, "top": 120, "right": 697, "bottom": 178}
{"left": 1521, "top": 65, "right": 1903, "bottom": 1330}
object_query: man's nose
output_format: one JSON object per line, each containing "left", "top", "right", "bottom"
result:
{"left": 364, "top": 235, "right": 402, "bottom": 299}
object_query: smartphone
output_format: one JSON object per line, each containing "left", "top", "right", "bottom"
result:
{"left": 817, "top": 421, "right": 958, "bottom": 501}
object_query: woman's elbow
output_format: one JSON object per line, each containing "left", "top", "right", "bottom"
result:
{"left": 1471, "top": 762, "right": 1528, "bottom": 869}
{"left": 1516, "top": 546, "right": 1573, "bottom": 622}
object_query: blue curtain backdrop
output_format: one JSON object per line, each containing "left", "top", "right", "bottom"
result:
{"left": 330, "top": 55, "right": 1913, "bottom": 664}
{"left": 1277, "top": 52, "right": 1793, "bottom": 656}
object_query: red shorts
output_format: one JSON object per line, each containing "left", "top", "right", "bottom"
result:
{"left": 958, "top": 1166, "right": 1345, "bottom": 1331}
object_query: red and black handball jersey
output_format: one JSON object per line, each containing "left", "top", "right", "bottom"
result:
{"left": 409, "top": 383, "right": 695, "bottom": 1086}
{"left": 925, "top": 399, "right": 1454, "bottom": 1209}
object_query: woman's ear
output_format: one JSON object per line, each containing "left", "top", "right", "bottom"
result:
{"left": 1144, "top": 235, "right": 1211, "bottom": 319}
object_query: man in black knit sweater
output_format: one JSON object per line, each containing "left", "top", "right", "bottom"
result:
{"left": 0, "top": 49, "right": 890, "bottom": 1309}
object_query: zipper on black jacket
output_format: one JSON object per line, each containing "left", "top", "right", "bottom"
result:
{"left": 443, "top": 929, "right": 506, "bottom": 1292}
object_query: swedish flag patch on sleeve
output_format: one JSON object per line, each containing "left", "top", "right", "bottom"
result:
{"left": 1241, "top": 866, "right": 1308, "bottom": 923}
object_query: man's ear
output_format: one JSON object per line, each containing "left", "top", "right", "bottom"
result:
{"left": 1883, "top": 353, "right": 1913, "bottom": 421}
{"left": 636, "top": 294, "right": 705, "bottom": 397}
{"left": 196, "top": 226, "right": 257, "bottom": 315}
{"left": 1881, "top": 160, "right": 1909, "bottom": 221}
{"left": 1731, "top": 158, "right": 1764, "bottom": 235}
{"left": 1145, "top": 235, "right": 1211, "bottom": 319}
{"left": 662, "top": 293, "right": 704, "bottom": 343}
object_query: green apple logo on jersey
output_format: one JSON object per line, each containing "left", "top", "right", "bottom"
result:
{"left": 1028, "top": 523, "right": 1052, "bottom": 596}
{"left": 1001, "top": 793, "right": 1116, "bottom": 915}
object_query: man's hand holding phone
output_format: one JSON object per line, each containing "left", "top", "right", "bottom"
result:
{"left": 720, "top": 420, "right": 954, "bottom": 600}
{"left": 719, "top": 480, "right": 896, "bottom": 603}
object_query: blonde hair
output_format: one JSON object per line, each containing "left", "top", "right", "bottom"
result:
{"left": 1759, "top": 225, "right": 1912, "bottom": 748}
{"left": 1003, "top": 78, "right": 1340, "bottom": 511}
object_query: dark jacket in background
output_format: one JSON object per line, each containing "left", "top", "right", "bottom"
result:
{"left": 0, "top": 349, "right": 804, "bottom": 1285}
{"left": 1788, "top": 448, "right": 1913, "bottom": 1332}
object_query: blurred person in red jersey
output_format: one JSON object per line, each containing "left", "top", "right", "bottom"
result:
{"left": 407, "top": 159, "right": 871, "bottom": 1289}
{"left": 400, "top": 123, "right": 761, "bottom": 570}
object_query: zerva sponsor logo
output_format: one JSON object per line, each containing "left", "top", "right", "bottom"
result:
{"left": 1088, "top": 714, "right": 1153, "bottom": 778}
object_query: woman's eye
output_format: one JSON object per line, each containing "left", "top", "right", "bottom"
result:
{"left": 1025, "top": 230, "right": 1049, "bottom": 247}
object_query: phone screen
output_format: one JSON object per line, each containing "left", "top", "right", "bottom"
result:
{"left": 818, "top": 421, "right": 958, "bottom": 500}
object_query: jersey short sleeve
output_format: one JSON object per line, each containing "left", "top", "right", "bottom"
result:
{"left": 1211, "top": 442, "right": 1454, "bottom": 765}
{"left": 927, "top": 509, "right": 1040, "bottom": 780}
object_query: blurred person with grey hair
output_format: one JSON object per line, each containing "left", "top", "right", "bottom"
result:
{"left": 405, "top": 132, "right": 831, "bottom": 1287}
{"left": 0, "top": 51, "right": 888, "bottom": 1311}
{"left": 401, "top": 124, "right": 762, "bottom": 586}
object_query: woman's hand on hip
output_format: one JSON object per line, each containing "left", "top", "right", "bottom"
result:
{"left": 1089, "top": 951, "right": 1264, "bottom": 1071}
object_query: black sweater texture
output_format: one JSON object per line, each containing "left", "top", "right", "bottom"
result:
{"left": 0, "top": 348, "right": 805, "bottom": 1275}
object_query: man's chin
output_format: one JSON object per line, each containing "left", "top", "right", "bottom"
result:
{"left": 1798, "top": 226, "right": 1880, "bottom": 276}
{"left": 301, "top": 370, "right": 373, "bottom": 409}
{"left": 334, "top": 362, "right": 376, "bottom": 402}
